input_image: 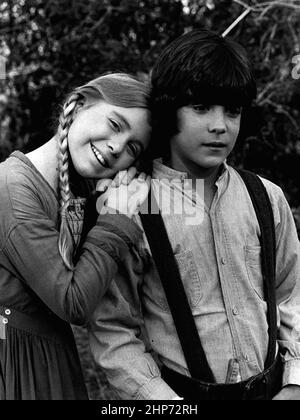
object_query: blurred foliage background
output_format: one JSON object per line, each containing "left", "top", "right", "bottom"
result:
{"left": 1, "top": 0, "right": 300, "bottom": 399}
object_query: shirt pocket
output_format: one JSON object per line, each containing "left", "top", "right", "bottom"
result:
{"left": 149, "top": 250, "right": 202, "bottom": 313}
{"left": 244, "top": 245, "right": 265, "bottom": 301}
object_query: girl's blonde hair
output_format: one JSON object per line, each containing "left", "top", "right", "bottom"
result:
{"left": 56, "top": 73, "right": 150, "bottom": 270}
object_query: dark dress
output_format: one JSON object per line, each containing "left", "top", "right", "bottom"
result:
{"left": 0, "top": 152, "right": 142, "bottom": 400}
{"left": 0, "top": 307, "right": 88, "bottom": 400}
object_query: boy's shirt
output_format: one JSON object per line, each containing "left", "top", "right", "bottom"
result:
{"left": 89, "top": 159, "right": 300, "bottom": 400}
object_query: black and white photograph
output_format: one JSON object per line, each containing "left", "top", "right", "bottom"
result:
{"left": 0, "top": 0, "right": 300, "bottom": 405}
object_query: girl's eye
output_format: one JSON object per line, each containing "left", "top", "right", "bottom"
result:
{"left": 109, "top": 119, "right": 121, "bottom": 132}
{"left": 127, "top": 143, "right": 139, "bottom": 158}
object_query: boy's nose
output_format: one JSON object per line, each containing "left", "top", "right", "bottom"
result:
{"left": 208, "top": 107, "right": 227, "bottom": 134}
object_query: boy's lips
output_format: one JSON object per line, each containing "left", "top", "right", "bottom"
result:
{"left": 204, "top": 142, "right": 227, "bottom": 148}
{"left": 90, "top": 143, "right": 110, "bottom": 168}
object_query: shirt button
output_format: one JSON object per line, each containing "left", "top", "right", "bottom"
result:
{"left": 2, "top": 318, "right": 8, "bottom": 324}
{"left": 232, "top": 307, "right": 239, "bottom": 316}
{"left": 5, "top": 309, "right": 11, "bottom": 315}
{"left": 221, "top": 258, "right": 226, "bottom": 265}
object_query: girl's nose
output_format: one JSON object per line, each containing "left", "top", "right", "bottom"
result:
{"left": 208, "top": 106, "right": 227, "bottom": 134}
{"left": 107, "top": 135, "right": 128, "bottom": 157}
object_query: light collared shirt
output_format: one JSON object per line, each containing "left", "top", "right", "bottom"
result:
{"left": 89, "top": 159, "right": 300, "bottom": 400}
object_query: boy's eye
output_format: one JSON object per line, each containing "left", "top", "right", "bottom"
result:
{"left": 226, "top": 106, "right": 242, "bottom": 117}
{"left": 109, "top": 119, "right": 121, "bottom": 132}
{"left": 193, "top": 104, "right": 209, "bottom": 113}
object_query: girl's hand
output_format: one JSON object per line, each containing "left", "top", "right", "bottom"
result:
{"left": 96, "top": 169, "right": 151, "bottom": 218}
{"left": 113, "top": 167, "right": 138, "bottom": 187}
{"left": 95, "top": 167, "right": 138, "bottom": 193}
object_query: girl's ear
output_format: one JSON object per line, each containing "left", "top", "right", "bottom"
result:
{"left": 72, "top": 98, "right": 87, "bottom": 118}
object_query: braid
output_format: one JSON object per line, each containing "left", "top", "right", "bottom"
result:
{"left": 57, "top": 92, "right": 82, "bottom": 270}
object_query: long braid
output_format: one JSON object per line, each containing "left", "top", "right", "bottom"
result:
{"left": 57, "top": 92, "right": 82, "bottom": 270}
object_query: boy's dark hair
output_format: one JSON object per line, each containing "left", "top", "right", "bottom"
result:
{"left": 149, "top": 29, "right": 257, "bottom": 158}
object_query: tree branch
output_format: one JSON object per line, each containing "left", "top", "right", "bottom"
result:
{"left": 233, "top": 0, "right": 252, "bottom": 8}
{"left": 223, "top": 0, "right": 300, "bottom": 37}
{"left": 222, "top": 8, "right": 252, "bottom": 37}
{"left": 233, "top": 0, "right": 300, "bottom": 12}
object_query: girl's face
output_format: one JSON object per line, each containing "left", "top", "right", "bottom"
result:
{"left": 67, "top": 101, "right": 151, "bottom": 179}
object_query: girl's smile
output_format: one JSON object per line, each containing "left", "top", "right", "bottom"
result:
{"left": 90, "top": 143, "right": 110, "bottom": 168}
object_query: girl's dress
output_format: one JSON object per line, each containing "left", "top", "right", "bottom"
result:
{"left": 0, "top": 151, "right": 142, "bottom": 400}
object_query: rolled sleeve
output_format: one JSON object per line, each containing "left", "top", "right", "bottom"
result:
{"left": 282, "top": 359, "right": 300, "bottom": 387}
{"left": 135, "top": 376, "right": 179, "bottom": 400}
{"left": 89, "top": 269, "right": 180, "bottom": 400}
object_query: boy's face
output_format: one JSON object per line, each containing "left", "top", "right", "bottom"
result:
{"left": 169, "top": 104, "right": 241, "bottom": 175}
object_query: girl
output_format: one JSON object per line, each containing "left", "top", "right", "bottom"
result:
{"left": 0, "top": 73, "right": 151, "bottom": 400}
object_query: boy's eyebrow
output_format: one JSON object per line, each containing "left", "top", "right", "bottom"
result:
{"left": 112, "top": 111, "right": 131, "bottom": 130}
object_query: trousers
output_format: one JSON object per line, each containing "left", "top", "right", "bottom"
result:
{"left": 162, "top": 354, "right": 283, "bottom": 400}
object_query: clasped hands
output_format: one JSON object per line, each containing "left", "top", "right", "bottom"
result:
{"left": 96, "top": 167, "right": 151, "bottom": 218}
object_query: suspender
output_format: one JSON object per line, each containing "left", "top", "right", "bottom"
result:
{"left": 237, "top": 169, "right": 277, "bottom": 369}
{"left": 140, "top": 203, "right": 215, "bottom": 382}
{"left": 140, "top": 169, "right": 277, "bottom": 382}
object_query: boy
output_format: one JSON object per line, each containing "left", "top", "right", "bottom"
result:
{"left": 89, "top": 30, "right": 300, "bottom": 400}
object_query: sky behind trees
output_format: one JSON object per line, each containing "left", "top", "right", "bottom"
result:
{"left": 1, "top": 0, "right": 300, "bottom": 398}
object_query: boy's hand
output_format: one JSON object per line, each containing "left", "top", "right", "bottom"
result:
{"left": 272, "top": 385, "right": 300, "bottom": 400}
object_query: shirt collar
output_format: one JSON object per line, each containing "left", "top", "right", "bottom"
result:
{"left": 153, "top": 158, "right": 189, "bottom": 182}
{"left": 152, "top": 158, "right": 229, "bottom": 185}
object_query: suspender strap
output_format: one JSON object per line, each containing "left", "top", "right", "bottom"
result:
{"left": 236, "top": 169, "right": 277, "bottom": 369}
{"left": 140, "top": 194, "right": 215, "bottom": 383}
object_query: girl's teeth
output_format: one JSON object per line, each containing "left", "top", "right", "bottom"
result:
{"left": 92, "top": 145, "right": 106, "bottom": 166}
